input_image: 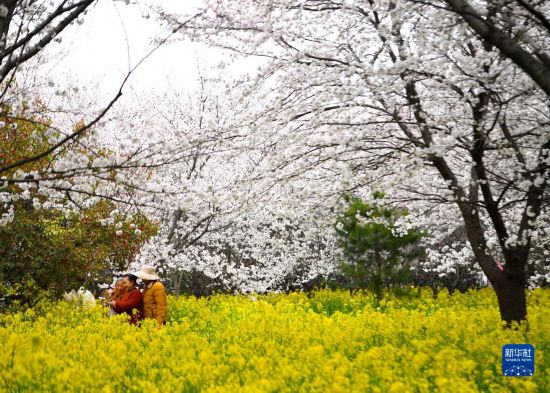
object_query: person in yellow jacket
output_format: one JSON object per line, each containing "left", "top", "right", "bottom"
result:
{"left": 134, "top": 265, "right": 167, "bottom": 326}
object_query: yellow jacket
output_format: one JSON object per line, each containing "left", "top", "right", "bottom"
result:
{"left": 142, "top": 281, "right": 167, "bottom": 325}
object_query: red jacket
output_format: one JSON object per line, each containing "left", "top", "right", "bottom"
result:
{"left": 114, "top": 288, "right": 143, "bottom": 324}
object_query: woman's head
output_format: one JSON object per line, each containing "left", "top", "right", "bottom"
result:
{"left": 122, "top": 274, "right": 138, "bottom": 290}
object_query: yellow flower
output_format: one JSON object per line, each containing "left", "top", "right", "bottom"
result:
{"left": 0, "top": 289, "right": 546, "bottom": 392}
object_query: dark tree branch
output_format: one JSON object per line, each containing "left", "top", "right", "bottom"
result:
{"left": 443, "top": 0, "right": 550, "bottom": 96}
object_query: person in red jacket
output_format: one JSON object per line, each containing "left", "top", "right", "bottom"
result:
{"left": 107, "top": 274, "right": 143, "bottom": 325}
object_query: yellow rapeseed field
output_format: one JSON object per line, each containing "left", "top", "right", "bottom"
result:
{"left": 0, "top": 288, "right": 547, "bottom": 392}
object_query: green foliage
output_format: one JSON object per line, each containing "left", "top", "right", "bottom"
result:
{"left": 0, "top": 276, "right": 50, "bottom": 312}
{"left": 0, "top": 99, "right": 59, "bottom": 175}
{"left": 0, "top": 201, "right": 157, "bottom": 307}
{"left": 334, "top": 193, "right": 425, "bottom": 300}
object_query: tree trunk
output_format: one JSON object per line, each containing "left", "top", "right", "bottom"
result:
{"left": 495, "top": 281, "right": 527, "bottom": 326}
{"left": 494, "top": 263, "right": 528, "bottom": 325}
{"left": 457, "top": 204, "right": 528, "bottom": 325}
{"left": 174, "top": 272, "right": 184, "bottom": 297}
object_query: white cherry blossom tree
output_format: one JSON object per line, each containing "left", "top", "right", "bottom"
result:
{"left": 164, "top": 0, "right": 549, "bottom": 323}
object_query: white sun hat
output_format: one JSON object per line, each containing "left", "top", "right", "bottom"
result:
{"left": 134, "top": 265, "right": 160, "bottom": 281}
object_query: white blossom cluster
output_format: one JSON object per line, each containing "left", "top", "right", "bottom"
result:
{"left": 4, "top": 0, "right": 549, "bottom": 293}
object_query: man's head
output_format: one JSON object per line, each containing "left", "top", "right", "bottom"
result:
{"left": 122, "top": 274, "right": 138, "bottom": 290}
